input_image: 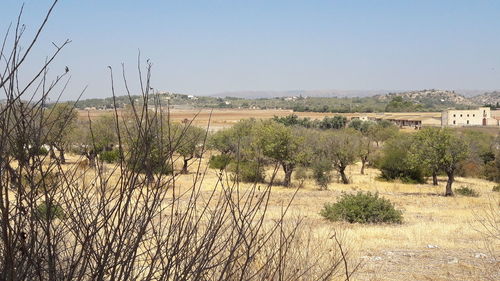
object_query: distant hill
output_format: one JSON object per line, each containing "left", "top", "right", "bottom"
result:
{"left": 60, "top": 89, "right": 500, "bottom": 113}
{"left": 374, "top": 89, "right": 476, "bottom": 109}
{"left": 469, "top": 91, "right": 500, "bottom": 106}
{"left": 211, "top": 89, "right": 389, "bottom": 99}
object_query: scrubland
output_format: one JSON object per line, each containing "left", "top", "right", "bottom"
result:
{"left": 71, "top": 152, "right": 499, "bottom": 281}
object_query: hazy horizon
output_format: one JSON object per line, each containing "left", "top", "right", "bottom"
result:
{"left": 2, "top": 0, "right": 500, "bottom": 100}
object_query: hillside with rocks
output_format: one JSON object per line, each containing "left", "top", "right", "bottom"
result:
{"left": 375, "top": 90, "right": 475, "bottom": 107}
{"left": 55, "top": 89, "right": 500, "bottom": 112}
{"left": 470, "top": 91, "right": 500, "bottom": 105}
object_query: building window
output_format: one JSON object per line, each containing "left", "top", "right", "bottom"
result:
{"left": 467, "top": 120, "right": 469, "bottom": 124}
{"left": 453, "top": 114, "right": 456, "bottom": 117}
{"left": 460, "top": 114, "right": 463, "bottom": 117}
{"left": 467, "top": 114, "right": 469, "bottom": 117}
{"left": 453, "top": 120, "right": 456, "bottom": 124}
{"left": 473, "top": 114, "right": 475, "bottom": 117}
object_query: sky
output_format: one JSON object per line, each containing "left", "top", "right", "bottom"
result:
{"left": 1, "top": 0, "right": 500, "bottom": 100}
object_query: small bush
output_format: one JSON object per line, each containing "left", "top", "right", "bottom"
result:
{"left": 493, "top": 185, "right": 500, "bottom": 192}
{"left": 208, "top": 154, "right": 232, "bottom": 170}
{"left": 311, "top": 159, "right": 332, "bottom": 189}
{"left": 377, "top": 136, "right": 425, "bottom": 184}
{"left": 455, "top": 186, "right": 479, "bottom": 197}
{"left": 294, "top": 166, "right": 308, "bottom": 181}
{"left": 483, "top": 162, "right": 500, "bottom": 183}
{"left": 100, "top": 149, "right": 120, "bottom": 163}
{"left": 35, "top": 201, "right": 65, "bottom": 221}
{"left": 456, "top": 160, "right": 482, "bottom": 178}
{"left": 35, "top": 146, "right": 49, "bottom": 156}
{"left": 294, "top": 167, "right": 308, "bottom": 188}
{"left": 227, "top": 161, "right": 265, "bottom": 183}
{"left": 320, "top": 192, "right": 403, "bottom": 224}
{"left": 126, "top": 148, "right": 174, "bottom": 176}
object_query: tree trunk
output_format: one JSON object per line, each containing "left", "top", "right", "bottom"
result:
{"left": 181, "top": 158, "right": 189, "bottom": 174}
{"left": 58, "top": 148, "right": 66, "bottom": 164}
{"left": 432, "top": 171, "right": 438, "bottom": 186}
{"left": 360, "top": 157, "right": 367, "bottom": 175}
{"left": 282, "top": 164, "right": 294, "bottom": 187}
{"left": 49, "top": 146, "right": 57, "bottom": 160}
{"left": 339, "top": 167, "right": 349, "bottom": 184}
{"left": 445, "top": 171, "right": 454, "bottom": 196}
{"left": 87, "top": 151, "right": 97, "bottom": 168}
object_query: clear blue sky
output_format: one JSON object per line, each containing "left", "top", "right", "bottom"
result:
{"left": 2, "top": 0, "right": 500, "bottom": 99}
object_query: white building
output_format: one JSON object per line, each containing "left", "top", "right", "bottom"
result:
{"left": 442, "top": 107, "right": 499, "bottom": 126}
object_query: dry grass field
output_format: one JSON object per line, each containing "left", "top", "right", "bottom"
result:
{"left": 178, "top": 158, "right": 499, "bottom": 281}
{"left": 78, "top": 108, "right": 444, "bottom": 131}
{"left": 65, "top": 151, "right": 499, "bottom": 281}
{"left": 76, "top": 108, "right": 499, "bottom": 280}
{"left": 79, "top": 108, "right": 346, "bottom": 130}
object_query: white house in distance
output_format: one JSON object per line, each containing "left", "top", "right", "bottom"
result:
{"left": 441, "top": 107, "right": 499, "bottom": 126}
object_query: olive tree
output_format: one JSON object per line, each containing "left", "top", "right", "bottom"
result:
{"left": 411, "top": 129, "right": 468, "bottom": 196}
{"left": 378, "top": 133, "right": 425, "bottom": 183}
{"left": 323, "top": 129, "right": 362, "bottom": 184}
{"left": 173, "top": 124, "right": 206, "bottom": 174}
{"left": 411, "top": 127, "right": 442, "bottom": 185}
{"left": 209, "top": 118, "right": 258, "bottom": 157}
{"left": 43, "top": 103, "right": 78, "bottom": 163}
{"left": 305, "top": 130, "right": 334, "bottom": 189}
{"left": 367, "top": 121, "right": 398, "bottom": 147}
{"left": 73, "top": 115, "right": 119, "bottom": 166}
{"left": 255, "top": 120, "right": 307, "bottom": 187}
{"left": 319, "top": 115, "right": 347, "bottom": 130}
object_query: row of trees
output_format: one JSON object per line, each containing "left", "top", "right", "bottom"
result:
{"left": 36, "top": 106, "right": 499, "bottom": 197}
{"left": 208, "top": 117, "right": 399, "bottom": 187}
{"left": 208, "top": 116, "right": 499, "bottom": 196}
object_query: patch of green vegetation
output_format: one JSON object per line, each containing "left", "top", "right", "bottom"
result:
{"left": 227, "top": 161, "right": 266, "bottom": 183}
{"left": 455, "top": 186, "right": 479, "bottom": 197}
{"left": 100, "top": 149, "right": 120, "bottom": 163}
{"left": 320, "top": 192, "right": 403, "bottom": 224}
{"left": 35, "top": 201, "right": 66, "bottom": 221}
{"left": 208, "top": 154, "right": 232, "bottom": 170}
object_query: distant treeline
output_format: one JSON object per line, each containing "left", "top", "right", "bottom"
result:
{"left": 68, "top": 93, "right": 488, "bottom": 112}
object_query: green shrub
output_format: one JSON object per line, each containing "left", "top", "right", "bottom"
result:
{"left": 493, "top": 185, "right": 500, "bottom": 192}
{"left": 126, "top": 154, "right": 173, "bottom": 176}
{"left": 100, "top": 149, "right": 120, "bottom": 163}
{"left": 320, "top": 192, "right": 403, "bottom": 224}
{"left": 35, "top": 146, "right": 49, "bottom": 156}
{"left": 377, "top": 135, "right": 425, "bottom": 184}
{"left": 294, "top": 167, "right": 308, "bottom": 188}
{"left": 35, "top": 201, "right": 65, "bottom": 221}
{"left": 483, "top": 161, "right": 500, "bottom": 183}
{"left": 208, "top": 154, "right": 232, "bottom": 170}
{"left": 311, "top": 159, "right": 332, "bottom": 189}
{"left": 294, "top": 166, "right": 308, "bottom": 181}
{"left": 455, "top": 186, "right": 479, "bottom": 197}
{"left": 227, "top": 161, "right": 265, "bottom": 183}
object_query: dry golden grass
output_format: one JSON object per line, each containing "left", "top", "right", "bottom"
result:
{"left": 63, "top": 145, "right": 499, "bottom": 280}
{"left": 156, "top": 155, "right": 499, "bottom": 281}
{"left": 79, "top": 108, "right": 445, "bottom": 131}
